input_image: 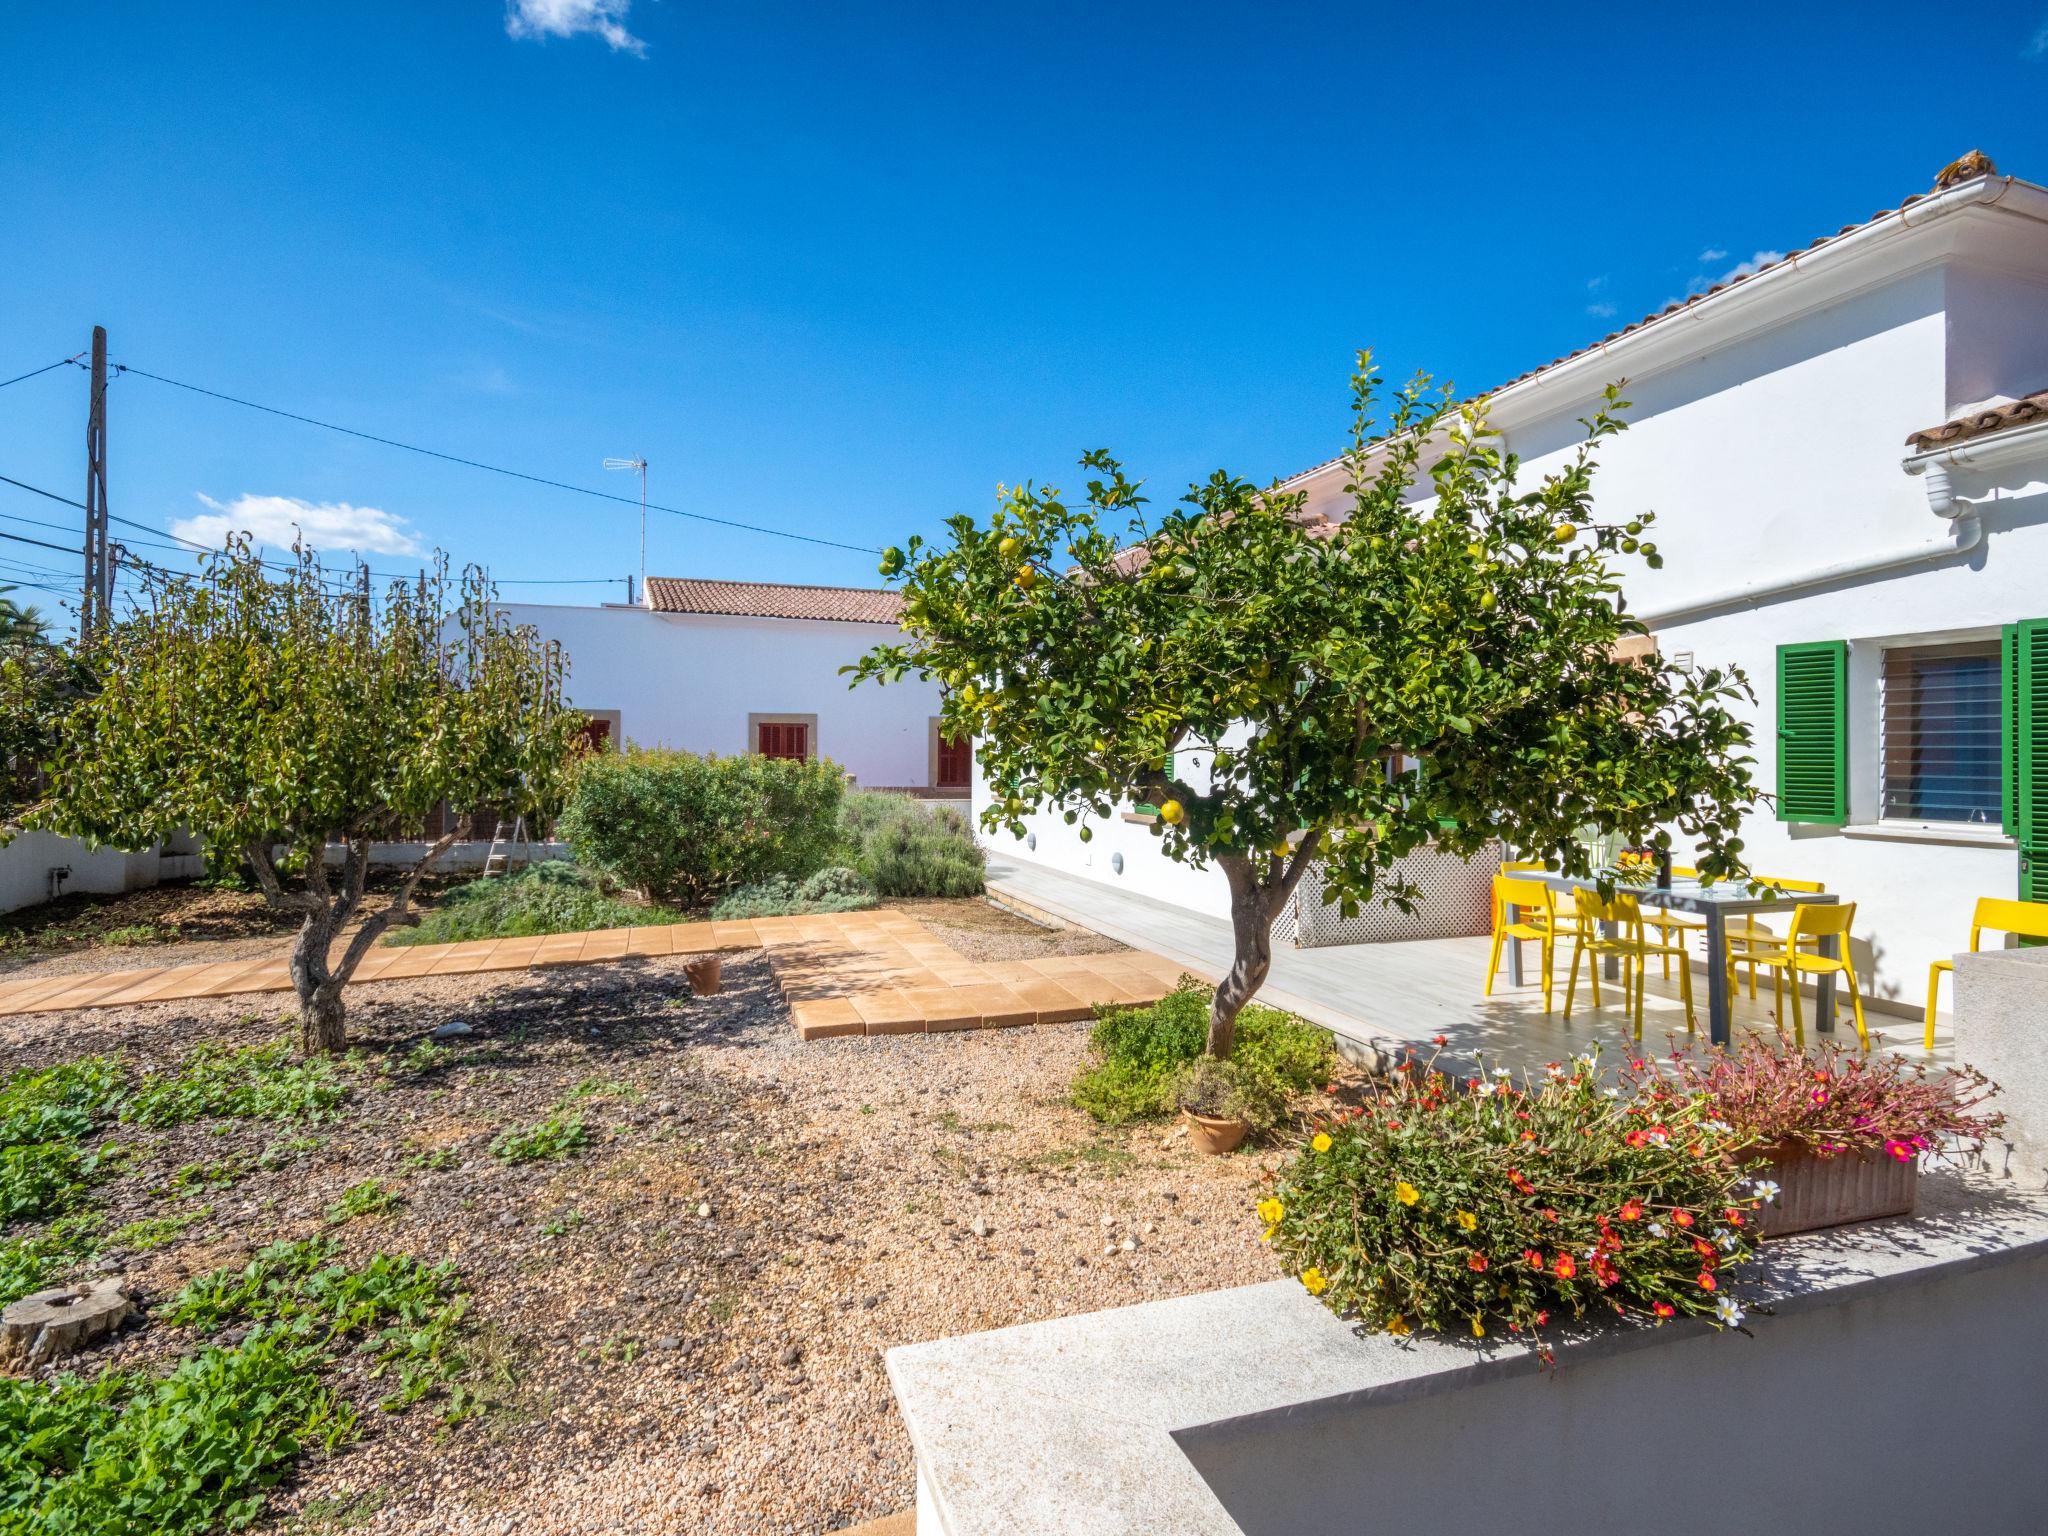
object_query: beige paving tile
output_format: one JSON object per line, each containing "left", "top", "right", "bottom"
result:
{"left": 901, "top": 987, "right": 979, "bottom": 1032}
{"left": 792, "top": 998, "right": 864, "bottom": 1040}
{"left": 626, "top": 926, "right": 675, "bottom": 957}
{"left": 577, "top": 931, "right": 632, "bottom": 963}
{"left": 489, "top": 937, "right": 547, "bottom": 968}
{"left": 851, "top": 990, "right": 923, "bottom": 1035}
{"left": 710, "top": 921, "right": 761, "bottom": 950}
{"left": 1005, "top": 977, "right": 1095, "bottom": 1024}
{"left": 666, "top": 924, "right": 723, "bottom": 954}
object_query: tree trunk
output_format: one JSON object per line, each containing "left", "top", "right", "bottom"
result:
{"left": 1206, "top": 834, "right": 1323, "bottom": 1060}
{"left": 301, "top": 980, "right": 348, "bottom": 1056}
{"left": 289, "top": 903, "right": 348, "bottom": 1056}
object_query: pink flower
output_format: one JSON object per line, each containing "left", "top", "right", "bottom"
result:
{"left": 1885, "top": 1140, "right": 1914, "bottom": 1163}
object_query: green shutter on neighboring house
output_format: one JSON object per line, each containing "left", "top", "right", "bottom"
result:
{"left": 2004, "top": 619, "right": 2048, "bottom": 920}
{"left": 1776, "top": 641, "right": 1848, "bottom": 824}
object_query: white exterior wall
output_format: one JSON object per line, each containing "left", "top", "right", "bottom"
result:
{"left": 0, "top": 831, "right": 201, "bottom": 916}
{"left": 496, "top": 602, "right": 946, "bottom": 790}
{"left": 985, "top": 194, "right": 2048, "bottom": 1013}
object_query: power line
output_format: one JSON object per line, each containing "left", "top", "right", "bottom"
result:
{"left": 110, "top": 362, "right": 881, "bottom": 555}
{"left": 0, "top": 528, "right": 86, "bottom": 558}
{"left": 0, "top": 354, "right": 84, "bottom": 390}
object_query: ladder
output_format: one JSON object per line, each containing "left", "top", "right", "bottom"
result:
{"left": 482, "top": 814, "right": 530, "bottom": 877}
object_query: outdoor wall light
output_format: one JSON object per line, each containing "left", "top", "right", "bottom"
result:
{"left": 1026, "top": 832, "right": 1037, "bottom": 851}
{"left": 1111, "top": 852, "right": 1125, "bottom": 874}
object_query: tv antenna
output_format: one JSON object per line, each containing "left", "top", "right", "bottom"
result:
{"left": 603, "top": 456, "right": 649, "bottom": 594}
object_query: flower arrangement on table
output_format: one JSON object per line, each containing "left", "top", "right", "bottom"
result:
{"left": 1261, "top": 1045, "right": 1763, "bottom": 1355}
{"left": 1628, "top": 1036, "right": 2003, "bottom": 1165}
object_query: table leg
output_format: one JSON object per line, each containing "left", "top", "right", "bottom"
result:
{"left": 1704, "top": 907, "right": 1731, "bottom": 1048}
{"left": 1816, "top": 931, "right": 1838, "bottom": 1034}
{"left": 1601, "top": 916, "right": 1618, "bottom": 982}
{"left": 1507, "top": 904, "right": 1524, "bottom": 987}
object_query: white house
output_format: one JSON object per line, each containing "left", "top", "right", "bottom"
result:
{"left": 983, "top": 155, "right": 2048, "bottom": 1018}
{"left": 499, "top": 576, "right": 965, "bottom": 795}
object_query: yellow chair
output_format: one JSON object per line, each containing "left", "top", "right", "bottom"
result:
{"left": 1641, "top": 863, "right": 1708, "bottom": 979}
{"left": 1562, "top": 887, "right": 1696, "bottom": 1039}
{"left": 1485, "top": 875, "right": 1561, "bottom": 1013}
{"left": 1924, "top": 897, "right": 2048, "bottom": 1048}
{"left": 1723, "top": 876, "right": 1827, "bottom": 998}
{"left": 1731, "top": 901, "right": 1867, "bottom": 1048}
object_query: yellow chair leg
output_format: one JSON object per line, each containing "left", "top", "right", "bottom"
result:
{"left": 1678, "top": 959, "right": 1696, "bottom": 1033}
{"left": 1924, "top": 964, "right": 1945, "bottom": 1051}
{"left": 1632, "top": 957, "right": 1646, "bottom": 1042}
{"left": 1772, "top": 965, "right": 1783, "bottom": 1024}
{"left": 1843, "top": 960, "right": 1869, "bottom": 1049}
{"left": 1484, "top": 927, "right": 1504, "bottom": 996}
{"left": 1540, "top": 936, "right": 1554, "bottom": 1015}
{"left": 1787, "top": 974, "right": 1804, "bottom": 1050}
{"left": 1564, "top": 941, "right": 1583, "bottom": 1020}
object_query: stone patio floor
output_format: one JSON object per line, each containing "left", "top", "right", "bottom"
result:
{"left": 0, "top": 908, "right": 1187, "bottom": 1037}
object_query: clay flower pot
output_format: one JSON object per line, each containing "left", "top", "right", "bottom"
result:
{"left": 1182, "top": 1108, "right": 1250, "bottom": 1155}
{"left": 683, "top": 956, "right": 722, "bottom": 997}
{"left": 1757, "top": 1138, "right": 1918, "bottom": 1238}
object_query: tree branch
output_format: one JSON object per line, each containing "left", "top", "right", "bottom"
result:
{"left": 244, "top": 839, "right": 318, "bottom": 913}
{"left": 333, "top": 828, "right": 458, "bottom": 982}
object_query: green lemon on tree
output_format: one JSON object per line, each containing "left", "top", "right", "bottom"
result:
{"left": 1078, "top": 825, "right": 1093, "bottom": 843}
{"left": 997, "top": 536, "right": 1023, "bottom": 561}
{"left": 1480, "top": 590, "right": 1498, "bottom": 612}
{"left": 1466, "top": 542, "right": 1485, "bottom": 560}
{"left": 1553, "top": 523, "right": 1577, "bottom": 544}
{"left": 879, "top": 546, "right": 905, "bottom": 576}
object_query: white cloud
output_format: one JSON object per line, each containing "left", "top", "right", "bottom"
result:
{"left": 1586, "top": 301, "right": 1618, "bottom": 319}
{"left": 2026, "top": 17, "right": 2048, "bottom": 58}
{"left": 1668, "top": 248, "right": 1786, "bottom": 307}
{"left": 1697, "top": 247, "right": 1729, "bottom": 263}
{"left": 505, "top": 0, "right": 646, "bottom": 55}
{"left": 174, "top": 494, "right": 425, "bottom": 558}
{"left": 1586, "top": 274, "right": 1610, "bottom": 292}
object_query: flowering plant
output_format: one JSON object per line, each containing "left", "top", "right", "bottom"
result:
{"left": 1262, "top": 1049, "right": 1762, "bottom": 1351}
{"left": 1630, "top": 1037, "right": 2003, "bottom": 1163}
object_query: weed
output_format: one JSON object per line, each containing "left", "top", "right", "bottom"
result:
{"left": 325, "top": 1179, "right": 401, "bottom": 1224}
{"left": 401, "top": 1145, "right": 460, "bottom": 1173}
{"left": 488, "top": 1114, "right": 589, "bottom": 1164}
{"left": 1014, "top": 1136, "right": 1138, "bottom": 1179}
{"left": 0, "top": 1212, "right": 103, "bottom": 1307}
{"left": 0, "top": 1140, "right": 116, "bottom": 1225}
{"left": 106, "top": 1208, "right": 209, "bottom": 1252}
{"left": 538, "top": 1209, "right": 585, "bottom": 1238}
{"left": 164, "top": 1158, "right": 247, "bottom": 1199}
{"left": 257, "top": 1134, "right": 323, "bottom": 1170}
{"left": 122, "top": 1040, "right": 347, "bottom": 1128}
{"left": 100, "top": 923, "right": 163, "bottom": 947}
{"left": 397, "top": 1041, "right": 454, "bottom": 1076}
{"left": 291, "top": 1486, "right": 391, "bottom": 1532}
{"left": 562, "top": 1076, "right": 643, "bottom": 1104}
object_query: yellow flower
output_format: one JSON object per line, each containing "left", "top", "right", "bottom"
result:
{"left": 1454, "top": 1209, "right": 1477, "bottom": 1232}
{"left": 1385, "top": 1314, "right": 1411, "bottom": 1336}
{"left": 1395, "top": 1181, "right": 1420, "bottom": 1207}
{"left": 1300, "top": 1267, "right": 1328, "bottom": 1295}
{"left": 1471, "top": 1316, "right": 1486, "bottom": 1339}
{"left": 1256, "top": 1198, "right": 1285, "bottom": 1225}
{"left": 1311, "top": 1133, "right": 1333, "bottom": 1153}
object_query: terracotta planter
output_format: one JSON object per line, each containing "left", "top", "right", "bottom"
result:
{"left": 683, "top": 956, "right": 723, "bottom": 997}
{"left": 1758, "top": 1139, "right": 1918, "bottom": 1238}
{"left": 1181, "top": 1108, "right": 1249, "bottom": 1155}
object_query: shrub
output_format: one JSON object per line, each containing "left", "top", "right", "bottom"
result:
{"left": 559, "top": 748, "right": 847, "bottom": 908}
{"left": 1263, "top": 1051, "right": 1764, "bottom": 1349}
{"left": 1632, "top": 1037, "right": 2004, "bottom": 1162}
{"left": 1071, "top": 978, "right": 1334, "bottom": 1127}
{"left": 710, "top": 866, "right": 877, "bottom": 920}
{"left": 1169, "top": 1057, "right": 1286, "bottom": 1134}
{"left": 853, "top": 798, "right": 985, "bottom": 897}
{"left": 389, "top": 860, "right": 677, "bottom": 946}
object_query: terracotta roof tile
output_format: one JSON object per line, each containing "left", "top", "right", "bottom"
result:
{"left": 644, "top": 577, "right": 903, "bottom": 624}
{"left": 1277, "top": 162, "right": 2027, "bottom": 489}
{"left": 1905, "top": 389, "right": 2048, "bottom": 451}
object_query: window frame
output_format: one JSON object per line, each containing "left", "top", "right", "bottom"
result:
{"left": 748, "top": 712, "right": 818, "bottom": 763}
{"left": 1874, "top": 636, "right": 2005, "bottom": 832}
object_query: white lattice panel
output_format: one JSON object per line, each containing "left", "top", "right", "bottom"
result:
{"left": 1285, "top": 842, "right": 1501, "bottom": 948}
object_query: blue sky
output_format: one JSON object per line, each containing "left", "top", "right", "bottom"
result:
{"left": 2, "top": 2, "right": 2045, "bottom": 627}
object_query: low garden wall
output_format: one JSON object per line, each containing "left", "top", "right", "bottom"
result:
{"left": 889, "top": 1172, "right": 2048, "bottom": 1535}
{"left": 0, "top": 830, "right": 203, "bottom": 916}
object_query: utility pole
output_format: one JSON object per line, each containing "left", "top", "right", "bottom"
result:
{"left": 604, "top": 456, "right": 649, "bottom": 595}
{"left": 82, "top": 326, "right": 111, "bottom": 639}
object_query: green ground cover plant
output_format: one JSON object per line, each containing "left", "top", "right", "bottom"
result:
{"left": 387, "top": 860, "right": 679, "bottom": 947}
{"left": 841, "top": 792, "right": 984, "bottom": 897}
{"left": 119, "top": 1041, "right": 347, "bottom": 1128}
{"left": 1071, "top": 979, "right": 1333, "bottom": 1129}
{"left": 709, "top": 865, "right": 877, "bottom": 919}
{"left": 325, "top": 1179, "right": 401, "bottom": 1224}
{"left": 488, "top": 1113, "right": 588, "bottom": 1164}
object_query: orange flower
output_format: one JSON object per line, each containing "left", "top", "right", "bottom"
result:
{"left": 1673, "top": 1210, "right": 1694, "bottom": 1228}
{"left": 1653, "top": 1302, "right": 1676, "bottom": 1318}
{"left": 1618, "top": 1200, "right": 1643, "bottom": 1222}
{"left": 1467, "top": 1252, "right": 1489, "bottom": 1273}
{"left": 1553, "top": 1253, "right": 1577, "bottom": 1280}
{"left": 1697, "top": 1271, "right": 1717, "bottom": 1291}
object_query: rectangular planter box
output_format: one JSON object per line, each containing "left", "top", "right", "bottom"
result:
{"left": 1759, "top": 1141, "right": 1918, "bottom": 1238}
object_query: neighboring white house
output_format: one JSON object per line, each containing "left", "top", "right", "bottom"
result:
{"left": 984, "top": 157, "right": 2048, "bottom": 1016}
{"left": 498, "top": 575, "right": 966, "bottom": 795}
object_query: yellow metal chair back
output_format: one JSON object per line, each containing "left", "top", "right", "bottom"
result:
{"left": 1783, "top": 900, "right": 1854, "bottom": 944}
{"left": 1740, "top": 900, "right": 1865, "bottom": 1048}
{"left": 1925, "top": 896, "right": 2048, "bottom": 1047}
{"left": 1484, "top": 876, "right": 1560, "bottom": 1012}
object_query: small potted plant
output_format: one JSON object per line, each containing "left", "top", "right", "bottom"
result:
{"left": 1635, "top": 1039, "right": 2003, "bottom": 1237}
{"left": 1172, "top": 1058, "right": 1283, "bottom": 1154}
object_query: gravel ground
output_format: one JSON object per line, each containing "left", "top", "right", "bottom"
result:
{"left": 0, "top": 914, "right": 1301, "bottom": 1535}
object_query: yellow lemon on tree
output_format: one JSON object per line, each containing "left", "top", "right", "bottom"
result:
{"left": 1157, "top": 798, "right": 1185, "bottom": 825}
{"left": 1014, "top": 567, "right": 1042, "bottom": 592}
{"left": 1465, "top": 541, "right": 1485, "bottom": 560}
{"left": 1479, "top": 590, "right": 1498, "bottom": 612}
{"left": 997, "top": 535, "right": 1022, "bottom": 561}
{"left": 1553, "top": 522, "right": 1577, "bottom": 544}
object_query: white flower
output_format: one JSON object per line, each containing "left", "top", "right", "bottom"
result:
{"left": 1493, "top": 1066, "right": 1513, "bottom": 1078}
{"left": 1752, "top": 1179, "right": 1781, "bottom": 1203}
{"left": 1715, "top": 1230, "right": 1739, "bottom": 1253}
{"left": 1473, "top": 1081, "right": 1497, "bottom": 1098}
{"left": 1648, "top": 1130, "right": 1668, "bottom": 1145}
{"left": 1703, "top": 1119, "right": 1733, "bottom": 1135}
{"left": 1715, "top": 1296, "right": 1746, "bottom": 1327}
{"left": 1648, "top": 1222, "right": 1666, "bottom": 1237}
{"left": 1604, "top": 1087, "right": 1621, "bottom": 1099}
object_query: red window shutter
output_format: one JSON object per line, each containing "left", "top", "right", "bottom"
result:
{"left": 578, "top": 716, "right": 613, "bottom": 754}
{"left": 758, "top": 722, "right": 808, "bottom": 761}
{"left": 936, "top": 733, "right": 972, "bottom": 788}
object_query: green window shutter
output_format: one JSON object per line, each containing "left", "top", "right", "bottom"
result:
{"left": 2005, "top": 620, "right": 2048, "bottom": 849}
{"left": 1162, "top": 751, "right": 1176, "bottom": 783}
{"left": 1776, "top": 641, "right": 1847, "bottom": 824}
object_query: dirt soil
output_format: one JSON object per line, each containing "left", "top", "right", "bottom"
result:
{"left": 0, "top": 911, "right": 1314, "bottom": 1535}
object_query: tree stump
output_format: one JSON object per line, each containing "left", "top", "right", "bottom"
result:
{"left": 0, "top": 1279, "right": 133, "bottom": 1366}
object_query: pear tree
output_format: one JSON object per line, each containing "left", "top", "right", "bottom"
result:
{"left": 9, "top": 542, "right": 583, "bottom": 1055}
{"left": 854, "top": 356, "right": 1760, "bottom": 1058}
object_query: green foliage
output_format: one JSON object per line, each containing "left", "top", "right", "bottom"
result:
{"left": 388, "top": 860, "right": 679, "bottom": 946}
{"left": 105, "top": 1209, "right": 207, "bottom": 1253}
{"left": 851, "top": 800, "right": 985, "bottom": 897}
{"left": 0, "top": 1329, "right": 353, "bottom": 1536}
{"left": 0, "top": 1213, "right": 102, "bottom": 1308}
{"left": 164, "top": 1160, "right": 246, "bottom": 1199}
{"left": 325, "top": 1179, "right": 401, "bottom": 1224}
{"left": 0, "top": 1058, "right": 126, "bottom": 1147}
{"left": 855, "top": 356, "right": 1760, "bottom": 1051}
{"left": 1265, "top": 1053, "right": 1764, "bottom": 1346}
{"left": 1071, "top": 980, "right": 1333, "bottom": 1126}
{"left": 1168, "top": 1056, "right": 1287, "bottom": 1135}
{"left": 99, "top": 923, "right": 164, "bottom": 948}
{"left": 710, "top": 865, "right": 877, "bottom": 919}
{"left": 120, "top": 1040, "right": 346, "bottom": 1128}
{"left": 488, "top": 1113, "right": 588, "bottom": 1164}
{"left": 558, "top": 747, "right": 848, "bottom": 907}
{"left": 0, "top": 1141, "right": 113, "bottom": 1226}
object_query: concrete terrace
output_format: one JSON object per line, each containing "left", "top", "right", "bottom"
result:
{"left": 984, "top": 856, "right": 1954, "bottom": 1076}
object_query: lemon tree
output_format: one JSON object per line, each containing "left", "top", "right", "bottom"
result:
{"left": 10, "top": 542, "right": 582, "bottom": 1055}
{"left": 853, "top": 355, "right": 1759, "bottom": 1057}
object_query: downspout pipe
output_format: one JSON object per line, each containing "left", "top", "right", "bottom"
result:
{"left": 1632, "top": 420, "right": 2048, "bottom": 629}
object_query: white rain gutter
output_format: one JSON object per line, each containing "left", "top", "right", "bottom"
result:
{"left": 1638, "top": 416, "right": 2048, "bottom": 628}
